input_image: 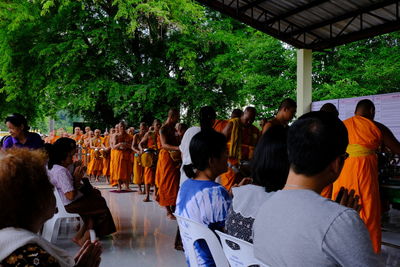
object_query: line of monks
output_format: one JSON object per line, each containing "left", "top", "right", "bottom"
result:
{"left": 44, "top": 98, "right": 400, "bottom": 254}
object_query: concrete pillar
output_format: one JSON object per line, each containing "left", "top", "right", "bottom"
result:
{"left": 296, "top": 49, "right": 312, "bottom": 116}
{"left": 49, "top": 119, "right": 55, "bottom": 132}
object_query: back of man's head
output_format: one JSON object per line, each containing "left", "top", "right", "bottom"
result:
{"left": 231, "top": 109, "right": 243, "bottom": 119}
{"left": 199, "top": 106, "right": 216, "bottom": 130}
{"left": 355, "top": 99, "right": 375, "bottom": 120}
{"left": 288, "top": 111, "right": 348, "bottom": 176}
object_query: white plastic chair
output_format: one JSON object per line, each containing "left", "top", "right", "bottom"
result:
{"left": 174, "top": 214, "right": 229, "bottom": 267}
{"left": 215, "top": 230, "right": 269, "bottom": 267}
{"left": 42, "top": 189, "right": 81, "bottom": 243}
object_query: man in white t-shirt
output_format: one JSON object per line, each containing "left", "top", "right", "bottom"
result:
{"left": 253, "top": 111, "right": 380, "bottom": 266}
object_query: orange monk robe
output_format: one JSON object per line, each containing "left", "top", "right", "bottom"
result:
{"left": 133, "top": 155, "right": 144, "bottom": 185}
{"left": 332, "top": 115, "right": 382, "bottom": 253}
{"left": 113, "top": 134, "right": 133, "bottom": 184}
{"left": 220, "top": 119, "right": 260, "bottom": 190}
{"left": 213, "top": 119, "right": 228, "bottom": 133}
{"left": 79, "top": 136, "right": 91, "bottom": 167}
{"left": 143, "top": 132, "right": 159, "bottom": 186}
{"left": 133, "top": 133, "right": 145, "bottom": 185}
{"left": 109, "top": 148, "right": 118, "bottom": 186}
{"left": 154, "top": 135, "right": 162, "bottom": 189}
{"left": 155, "top": 127, "right": 180, "bottom": 206}
{"left": 87, "top": 137, "right": 103, "bottom": 176}
{"left": 320, "top": 184, "right": 332, "bottom": 199}
{"left": 102, "top": 136, "right": 111, "bottom": 177}
{"left": 45, "top": 135, "right": 60, "bottom": 144}
{"left": 71, "top": 134, "right": 83, "bottom": 142}
{"left": 155, "top": 149, "right": 180, "bottom": 206}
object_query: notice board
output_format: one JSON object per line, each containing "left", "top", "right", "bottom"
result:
{"left": 311, "top": 92, "right": 400, "bottom": 140}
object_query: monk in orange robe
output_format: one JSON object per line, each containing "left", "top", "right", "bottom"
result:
{"left": 132, "top": 122, "right": 148, "bottom": 193}
{"left": 45, "top": 130, "right": 60, "bottom": 144}
{"left": 332, "top": 99, "right": 400, "bottom": 253}
{"left": 140, "top": 119, "right": 162, "bottom": 202}
{"left": 221, "top": 106, "right": 260, "bottom": 190}
{"left": 101, "top": 129, "right": 112, "bottom": 183}
{"left": 155, "top": 109, "right": 181, "bottom": 219}
{"left": 213, "top": 108, "right": 243, "bottom": 133}
{"left": 79, "top": 127, "right": 91, "bottom": 167}
{"left": 262, "top": 98, "right": 297, "bottom": 134}
{"left": 87, "top": 129, "right": 103, "bottom": 182}
{"left": 70, "top": 127, "right": 83, "bottom": 142}
{"left": 112, "top": 122, "right": 133, "bottom": 191}
{"left": 109, "top": 125, "right": 119, "bottom": 186}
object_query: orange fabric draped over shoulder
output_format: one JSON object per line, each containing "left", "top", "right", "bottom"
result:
{"left": 213, "top": 119, "right": 228, "bottom": 133}
{"left": 332, "top": 115, "right": 382, "bottom": 253}
{"left": 220, "top": 121, "right": 260, "bottom": 190}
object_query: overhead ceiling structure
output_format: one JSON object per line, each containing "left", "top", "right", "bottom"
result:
{"left": 195, "top": 0, "right": 400, "bottom": 51}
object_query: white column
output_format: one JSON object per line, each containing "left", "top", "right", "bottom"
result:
{"left": 49, "top": 118, "right": 55, "bottom": 132}
{"left": 296, "top": 49, "right": 312, "bottom": 116}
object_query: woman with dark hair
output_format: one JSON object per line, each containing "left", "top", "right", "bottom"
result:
{"left": 176, "top": 130, "right": 231, "bottom": 267}
{"left": 0, "top": 149, "right": 102, "bottom": 267}
{"left": 46, "top": 138, "right": 116, "bottom": 246}
{"left": 2, "top": 113, "right": 43, "bottom": 150}
{"left": 225, "top": 125, "right": 290, "bottom": 243}
{"left": 179, "top": 106, "right": 216, "bottom": 186}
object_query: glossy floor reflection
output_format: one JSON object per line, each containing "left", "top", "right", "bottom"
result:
{"left": 55, "top": 185, "right": 186, "bottom": 267}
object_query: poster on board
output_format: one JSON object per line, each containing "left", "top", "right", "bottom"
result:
{"left": 312, "top": 92, "right": 400, "bottom": 141}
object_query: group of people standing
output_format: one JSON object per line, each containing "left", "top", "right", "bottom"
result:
{"left": 1, "top": 95, "right": 400, "bottom": 266}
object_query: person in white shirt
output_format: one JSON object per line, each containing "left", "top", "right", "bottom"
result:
{"left": 253, "top": 111, "right": 380, "bottom": 267}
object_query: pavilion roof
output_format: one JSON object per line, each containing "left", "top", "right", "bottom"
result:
{"left": 196, "top": 0, "right": 400, "bottom": 50}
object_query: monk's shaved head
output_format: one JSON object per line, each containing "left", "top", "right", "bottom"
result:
{"left": 241, "top": 106, "right": 256, "bottom": 127}
{"left": 168, "top": 108, "right": 179, "bottom": 117}
{"left": 167, "top": 108, "right": 180, "bottom": 124}
{"left": 244, "top": 106, "right": 256, "bottom": 115}
{"left": 231, "top": 109, "right": 243, "bottom": 119}
{"left": 355, "top": 99, "right": 375, "bottom": 120}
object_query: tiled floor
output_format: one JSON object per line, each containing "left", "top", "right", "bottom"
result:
{"left": 55, "top": 185, "right": 186, "bottom": 267}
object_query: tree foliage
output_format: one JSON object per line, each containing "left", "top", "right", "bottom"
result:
{"left": 0, "top": 0, "right": 399, "bottom": 129}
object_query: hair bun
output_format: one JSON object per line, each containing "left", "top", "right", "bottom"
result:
{"left": 183, "top": 163, "right": 196, "bottom": 178}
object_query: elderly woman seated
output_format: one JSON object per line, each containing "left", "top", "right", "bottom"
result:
{"left": 45, "top": 138, "right": 116, "bottom": 246}
{"left": 0, "top": 149, "right": 102, "bottom": 266}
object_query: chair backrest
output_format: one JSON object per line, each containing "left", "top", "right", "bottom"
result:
{"left": 53, "top": 189, "right": 70, "bottom": 216}
{"left": 215, "top": 230, "right": 269, "bottom": 267}
{"left": 175, "top": 214, "right": 229, "bottom": 267}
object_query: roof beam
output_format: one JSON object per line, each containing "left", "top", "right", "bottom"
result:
{"left": 310, "top": 20, "right": 400, "bottom": 50}
{"left": 265, "top": 0, "right": 330, "bottom": 25}
{"left": 285, "top": 0, "right": 399, "bottom": 37}
{"left": 239, "top": 0, "right": 269, "bottom": 13}
{"left": 195, "top": 0, "right": 307, "bottom": 48}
